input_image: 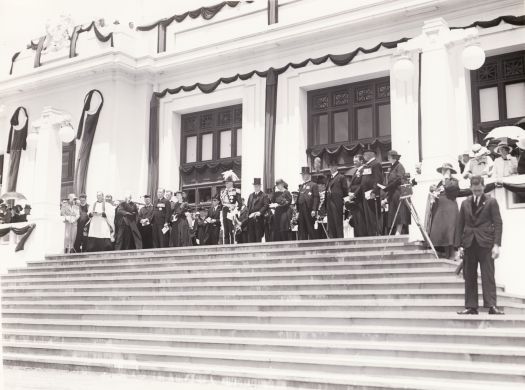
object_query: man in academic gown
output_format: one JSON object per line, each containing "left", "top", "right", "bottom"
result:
{"left": 247, "top": 178, "right": 269, "bottom": 242}
{"left": 163, "top": 190, "right": 175, "bottom": 246}
{"left": 152, "top": 188, "right": 171, "bottom": 248}
{"left": 297, "top": 167, "right": 320, "bottom": 240}
{"left": 347, "top": 154, "right": 367, "bottom": 237}
{"left": 204, "top": 195, "right": 222, "bottom": 245}
{"left": 115, "top": 194, "right": 143, "bottom": 250}
{"left": 74, "top": 194, "right": 90, "bottom": 252}
{"left": 326, "top": 161, "right": 349, "bottom": 238}
{"left": 355, "top": 150, "right": 384, "bottom": 236}
{"left": 138, "top": 195, "right": 154, "bottom": 249}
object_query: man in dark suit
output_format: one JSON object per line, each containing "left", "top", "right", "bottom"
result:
{"left": 204, "top": 195, "right": 221, "bottom": 245}
{"left": 151, "top": 188, "right": 171, "bottom": 248}
{"left": 456, "top": 175, "right": 504, "bottom": 315}
{"left": 355, "top": 150, "right": 384, "bottom": 236}
{"left": 297, "top": 167, "right": 320, "bottom": 240}
{"left": 247, "top": 178, "right": 269, "bottom": 242}
{"left": 326, "top": 161, "right": 349, "bottom": 238}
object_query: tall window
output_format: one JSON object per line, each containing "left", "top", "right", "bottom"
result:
{"left": 61, "top": 141, "right": 75, "bottom": 199}
{"left": 180, "top": 104, "right": 242, "bottom": 209}
{"left": 471, "top": 50, "right": 525, "bottom": 142}
{"left": 307, "top": 76, "right": 391, "bottom": 168}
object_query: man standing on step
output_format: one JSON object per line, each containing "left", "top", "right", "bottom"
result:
{"left": 297, "top": 167, "right": 320, "bottom": 240}
{"left": 247, "top": 178, "right": 269, "bottom": 242}
{"left": 151, "top": 188, "right": 171, "bottom": 248}
{"left": 115, "top": 193, "right": 143, "bottom": 251}
{"left": 326, "top": 160, "right": 348, "bottom": 239}
{"left": 456, "top": 175, "right": 504, "bottom": 315}
{"left": 356, "top": 150, "right": 384, "bottom": 236}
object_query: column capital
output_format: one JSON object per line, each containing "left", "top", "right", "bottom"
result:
{"left": 32, "top": 106, "right": 71, "bottom": 132}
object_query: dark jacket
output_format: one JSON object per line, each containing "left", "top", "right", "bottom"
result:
{"left": 326, "top": 172, "right": 349, "bottom": 201}
{"left": 247, "top": 191, "right": 269, "bottom": 215}
{"left": 356, "top": 158, "right": 384, "bottom": 197}
{"left": 152, "top": 198, "right": 171, "bottom": 225}
{"left": 456, "top": 194, "right": 502, "bottom": 249}
{"left": 206, "top": 205, "right": 222, "bottom": 226}
{"left": 297, "top": 180, "right": 319, "bottom": 212}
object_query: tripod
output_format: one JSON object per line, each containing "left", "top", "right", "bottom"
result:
{"left": 382, "top": 195, "right": 438, "bottom": 260}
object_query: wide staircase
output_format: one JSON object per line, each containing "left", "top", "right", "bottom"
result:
{"left": 2, "top": 235, "right": 525, "bottom": 389}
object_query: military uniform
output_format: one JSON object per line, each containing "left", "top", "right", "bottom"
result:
{"left": 297, "top": 167, "right": 320, "bottom": 240}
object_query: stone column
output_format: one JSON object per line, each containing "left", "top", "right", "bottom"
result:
{"left": 28, "top": 107, "right": 71, "bottom": 259}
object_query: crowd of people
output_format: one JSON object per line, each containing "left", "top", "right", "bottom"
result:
{"left": 0, "top": 200, "right": 31, "bottom": 224}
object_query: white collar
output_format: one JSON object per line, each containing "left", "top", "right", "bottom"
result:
{"left": 367, "top": 157, "right": 376, "bottom": 164}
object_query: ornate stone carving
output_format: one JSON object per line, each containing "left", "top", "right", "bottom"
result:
{"left": 44, "top": 15, "right": 75, "bottom": 52}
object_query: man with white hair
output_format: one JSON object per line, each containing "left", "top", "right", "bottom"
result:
{"left": 115, "top": 192, "right": 142, "bottom": 250}
{"left": 87, "top": 191, "right": 115, "bottom": 252}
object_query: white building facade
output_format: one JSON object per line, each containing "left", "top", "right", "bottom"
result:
{"left": 0, "top": 0, "right": 524, "bottom": 292}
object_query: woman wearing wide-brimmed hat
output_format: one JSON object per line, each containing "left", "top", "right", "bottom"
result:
{"left": 463, "top": 143, "right": 494, "bottom": 179}
{"left": 270, "top": 179, "right": 292, "bottom": 241}
{"left": 493, "top": 140, "right": 517, "bottom": 180}
{"left": 382, "top": 150, "right": 411, "bottom": 235}
{"left": 428, "top": 162, "right": 461, "bottom": 259}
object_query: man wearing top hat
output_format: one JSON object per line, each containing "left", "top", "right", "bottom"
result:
{"left": 247, "top": 178, "right": 269, "bottom": 242}
{"left": 138, "top": 195, "right": 154, "bottom": 249}
{"left": 220, "top": 170, "right": 241, "bottom": 244}
{"left": 326, "top": 160, "right": 349, "bottom": 239}
{"left": 297, "top": 167, "right": 320, "bottom": 240}
{"left": 493, "top": 140, "right": 517, "bottom": 180}
{"left": 152, "top": 188, "right": 171, "bottom": 248}
{"left": 204, "top": 195, "right": 222, "bottom": 245}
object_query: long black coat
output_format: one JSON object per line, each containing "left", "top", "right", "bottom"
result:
{"left": 355, "top": 159, "right": 384, "bottom": 236}
{"left": 384, "top": 161, "right": 411, "bottom": 229}
{"left": 326, "top": 173, "right": 348, "bottom": 238}
{"left": 272, "top": 190, "right": 292, "bottom": 234}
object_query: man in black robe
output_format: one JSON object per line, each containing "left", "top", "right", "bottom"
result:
{"left": 355, "top": 151, "right": 384, "bottom": 236}
{"left": 115, "top": 194, "right": 143, "bottom": 250}
{"left": 152, "top": 188, "right": 171, "bottom": 248}
{"left": 326, "top": 161, "right": 349, "bottom": 238}
{"left": 297, "top": 167, "right": 319, "bottom": 240}
{"left": 138, "top": 195, "right": 154, "bottom": 249}
{"left": 247, "top": 178, "right": 269, "bottom": 242}
{"left": 347, "top": 155, "right": 367, "bottom": 237}
{"left": 204, "top": 196, "right": 221, "bottom": 245}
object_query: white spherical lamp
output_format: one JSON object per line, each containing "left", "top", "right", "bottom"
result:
{"left": 59, "top": 123, "right": 75, "bottom": 143}
{"left": 462, "top": 44, "right": 485, "bottom": 70}
{"left": 393, "top": 56, "right": 415, "bottom": 81}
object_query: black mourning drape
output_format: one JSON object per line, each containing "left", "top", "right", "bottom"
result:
{"left": 74, "top": 90, "right": 104, "bottom": 196}
{"left": 0, "top": 224, "right": 36, "bottom": 252}
{"left": 147, "top": 96, "right": 161, "bottom": 199}
{"left": 9, "top": 52, "right": 20, "bottom": 75}
{"left": 263, "top": 68, "right": 278, "bottom": 191}
{"left": 6, "top": 107, "right": 29, "bottom": 192}
{"left": 69, "top": 22, "right": 114, "bottom": 58}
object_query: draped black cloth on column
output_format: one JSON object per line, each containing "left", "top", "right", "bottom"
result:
{"left": 74, "top": 90, "right": 104, "bottom": 196}
{"left": 9, "top": 52, "right": 20, "bottom": 75}
{"left": 147, "top": 96, "right": 161, "bottom": 199}
{"left": 263, "top": 68, "right": 278, "bottom": 191}
{"left": 6, "top": 107, "right": 29, "bottom": 192}
{"left": 69, "top": 22, "right": 114, "bottom": 58}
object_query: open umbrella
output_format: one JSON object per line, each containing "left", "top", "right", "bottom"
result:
{"left": 0, "top": 192, "right": 27, "bottom": 202}
{"left": 484, "top": 125, "right": 525, "bottom": 141}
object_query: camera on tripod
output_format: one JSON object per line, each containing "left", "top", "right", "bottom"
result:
{"left": 400, "top": 173, "right": 414, "bottom": 198}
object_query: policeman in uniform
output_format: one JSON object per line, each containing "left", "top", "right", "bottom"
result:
{"left": 220, "top": 171, "right": 241, "bottom": 244}
{"left": 152, "top": 188, "right": 171, "bottom": 248}
{"left": 297, "top": 167, "right": 320, "bottom": 240}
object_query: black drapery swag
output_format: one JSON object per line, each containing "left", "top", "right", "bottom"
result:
{"left": 180, "top": 159, "right": 241, "bottom": 174}
{"left": 74, "top": 90, "right": 104, "bottom": 196}
{"left": 146, "top": 14, "right": 525, "bottom": 193}
{"left": 263, "top": 68, "right": 278, "bottom": 191}
{"left": 9, "top": 52, "right": 20, "bottom": 75}
{"left": 69, "top": 22, "right": 114, "bottom": 58}
{"left": 147, "top": 96, "right": 161, "bottom": 199}
{"left": 6, "top": 107, "right": 29, "bottom": 192}
{"left": 0, "top": 224, "right": 36, "bottom": 252}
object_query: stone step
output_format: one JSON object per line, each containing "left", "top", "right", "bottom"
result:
{"left": 4, "top": 343, "right": 525, "bottom": 383}
{"left": 43, "top": 235, "right": 411, "bottom": 260}
{"left": 4, "top": 320, "right": 525, "bottom": 347}
{"left": 16, "top": 253, "right": 437, "bottom": 275}
{"left": 0, "top": 267, "right": 456, "bottom": 287}
{"left": 1, "top": 276, "right": 489, "bottom": 294}
{"left": 3, "top": 299, "right": 525, "bottom": 313}
{"left": 3, "top": 310, "right": 525, "bottom": 328}
{"left": 5, "top": 329, "right": 525, "bottom": 365}
{"left": 6, "top": 353, "right": 523, "bottom": 390}
{"left": 33, "top": 246, "right": 432, "bottom": 268}
{"left": 3, "top": 259, "right": 449, "bottom": 279}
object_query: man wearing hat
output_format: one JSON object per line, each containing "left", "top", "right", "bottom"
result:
{"left": 463, "top": 143, "right": 494, "bottom": 179}
{"left": 204, "top": 195, "right": 222, "bottom": 245}
{"left": 247, "top": 178, "right": 270, "bottom": 242}
{"left": 355, "top": 150, "right": 384, "bottom": 236}
{"left": 297, "top": 167, "right": 320, "bottom": 240}
{"left": 152, "top": 188, "right": 171, "bottom": 248}
{"left": 0, "top": 202, "right": 11, "bottom": 224}
{"left": 326, "top": 161, "right": 349, "bottom": 239}
{"left": 60, "top": 193, "right": 80, "bottom": 253}
{"left": 493, "top": 140, "right": 518, "bottom": 180}
{"left": 138, "top": 195, "right": 154, "bottom": 249}
{"left": 74, "top": 194, "right": 90, "bottom": 252}
{"left": 220, "top": 170, "right": 241, "bottom": 244}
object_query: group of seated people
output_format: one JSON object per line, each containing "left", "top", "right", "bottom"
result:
{"left": 0, "top": 200, "right": 31, "bottom": 224}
